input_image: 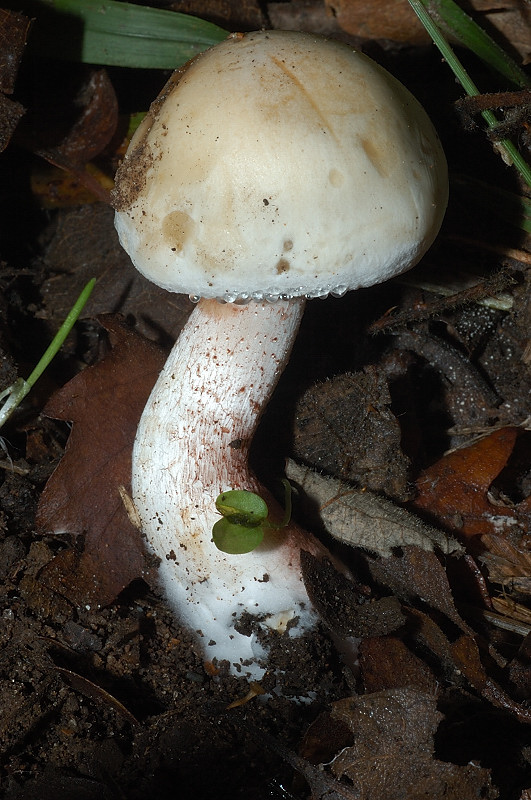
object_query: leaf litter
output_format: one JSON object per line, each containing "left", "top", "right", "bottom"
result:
{"left": 36, "top": 314, "right": 166, "bottom": 607}
{"left": 31, "top": 301, "right": 531, "bottom": 795}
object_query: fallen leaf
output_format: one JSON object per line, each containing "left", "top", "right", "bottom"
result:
{"left": 36, "top": 315, "right": 166, "bottom": 607}
{"left": 299, "top": 490, "right": 531, "bottom": 724}
{"left": 0, "top": 93, "right": 24, "bottom": 152}
{"left": 467, "top": 2, "right": 531, "bottom": 63}
{"left": 326, "top": 0, "right": 531, "bottom": 61}
{"left": 293, "top": 368, "right": 410, "bottom": 500}
{"left": 330, "top": 688, "right": 497, "bottom": 799}
{"left": 359, "top": 635, "right": 438, "bottom": 694}
{"left": 366, "top": 545, "right": 471, "bottom": 631}
{"left": 413, "top": 427, "right": 531, "bottom": 538}
{"left": 287, "top": 459, "right": 463, "bottom": 557}
{"left": 450, "top": 634, "right": 531, "bottom": 724}
{"left": 392, "top": 329, "right": 499, "bottom": 437}
{"left": 506, "top": 633, "right": 531, "bottom": 701}
{"left": 173, "top": 0, "right": 265, "bottom": 29}
{"left": 414, "top": 427, "right": 520, "bottom": 537}
{"left": 31, "top": 161, "right": 115, "bottom": 209}
{"left": 405, "top": 605, "right": 531, "bottom": 723}
{"left": 301, "top": 551, "right": 405, "bottom": 638}
{"left": 479, "top": 530, "right": 531, "bottom": 595}
{"left": 268, "top": 0, "right": 349, "bottom": 40}
{"left": 16, "top": 67, "right": 118, "bottom": 202}
{"left": 490, "top": 596, "right": 531, "bottom": 629}
{"left": 244, "top": 720, "right": 360, "bottom": 800}
{"left": 35, "top": 69, "right": 117, "bottom": 166}
{"left": 325, "top": 0, "right": 428, "bottom": 43}
{"left": 413, "top": 428, "right": 531, "bottom": 595}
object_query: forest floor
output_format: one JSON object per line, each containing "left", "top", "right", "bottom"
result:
{"left": 0, "top": 1, "right": 530, "bottom": 798}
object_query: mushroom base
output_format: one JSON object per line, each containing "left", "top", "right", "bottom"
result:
{"left": 132, "top": 298, "right": 322, "bottom": 679}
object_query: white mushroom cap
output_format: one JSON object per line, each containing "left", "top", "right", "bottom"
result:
{"left": 114, "top": 29, "right": 448, "bottom": 301}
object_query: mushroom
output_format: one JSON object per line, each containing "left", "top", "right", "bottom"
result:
{"left": 112, "top": 30, "right": 448, "bottom": 679}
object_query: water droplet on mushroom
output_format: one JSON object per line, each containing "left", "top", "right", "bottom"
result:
{"left": 305, "top": 288, "right": 329, "bottom": 299}
{"left": 330, "top": 285, "right": 347, "bottom": 298}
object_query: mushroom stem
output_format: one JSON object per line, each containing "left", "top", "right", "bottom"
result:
{"left": 132, "top": 296, "right": 320, "bottom": 677}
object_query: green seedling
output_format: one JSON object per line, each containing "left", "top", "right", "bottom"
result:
{"left": 212, "top": 480, "right": 292, "bottom": 555}
{"left": 0, "top": 278, "right": 96, "bottom": 430}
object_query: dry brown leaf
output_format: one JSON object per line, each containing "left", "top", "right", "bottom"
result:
{"left": 470, "top": 3, "right": 531, "bottom": 63}
{"left": 366, "top": 545, "right": 471, "bottom": 631}
{"left": 325, "top": 0, "right": 531, "bottom": 61}
{"left": 16, "top": 67, "right": 118, "bottom": 203}
{"left": 491, "top": 596, "right": 531, "bottom": 628}
{"left": 268, "top": 0, "right": 348, "bottom": 39}
{"left": 405, "top": 605, "right": 531, "bottom": 723}
{"left": 325, "top": 0, "right": 429, "bottom": 43}
{"left": 37, "top": 69, "right": 117, "bottom": 166}
{"left": 287, "top": 459, "right": 463, "bottom": 556}
{"left": 36, "top": 315, "right": 166, "bottom": 607}
{"left": 413, "top": 428, "right": 531, "bottom": 594}
{"left": 450, "top": 634, "right": 531, "bottom": 724}
{"left": 359, "top": 635, "right": 438, "bottom": 694}
{"left": 330, "top": 688, "right": 497, "bottom": 799}
{"left": 0, "top": 93, "right": 24, "bottom": 152}
{"left": 293, "top": 368, "right": 410, "bottom": 500}
{"left": 244, "top": 720, "right": 361, "bottom": 800}
{"left": 480, "top": 531, "right": 531, "bottom": 594}
{"left": 414, "top": 428, "right": 520, "bottom": 537}
{"left": 301, "top": 551, "right": 406, "bottom": 638}
{"left": 171, "top": 0, "right": 265, "bottom": 29}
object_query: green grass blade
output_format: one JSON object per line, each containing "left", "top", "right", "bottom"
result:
{"left": 429, "top": 0, "right": 530, "bottom": 89}
{"left": 31, "top": 0, "right": 228, "bottom": 68}
{"left": 0, "top": 278, "right": 96, "bottom": 430}
{"left": 408, "top": 0, "right": 531, "bottom": 188}
{"left": 25, "top": 278, "right": 97, "bottom": 390}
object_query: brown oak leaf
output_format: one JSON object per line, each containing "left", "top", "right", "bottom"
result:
{"left": 330, "top": 688, "right": 497, "bottom": 800}
{"left": 412, "top": 428, "right": 531, "bottom": 595}
{"left": 413, "top": 427, "right": 523, "bottom": 536}
{"left": 36, "top": 314, "right": 166, "bottom": 607}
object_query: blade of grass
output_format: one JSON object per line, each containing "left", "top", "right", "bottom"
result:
{"left": 408, "top": 0, "right": 531, "bottom": 188}
{"left": 429, "top": 0, "right": 530, "bottom": 89}
{"left": 31, "top": 0, "right": 227, "bottom": 69}
{"left": 0, "top": 278, "right": 96, "bottom": 430}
